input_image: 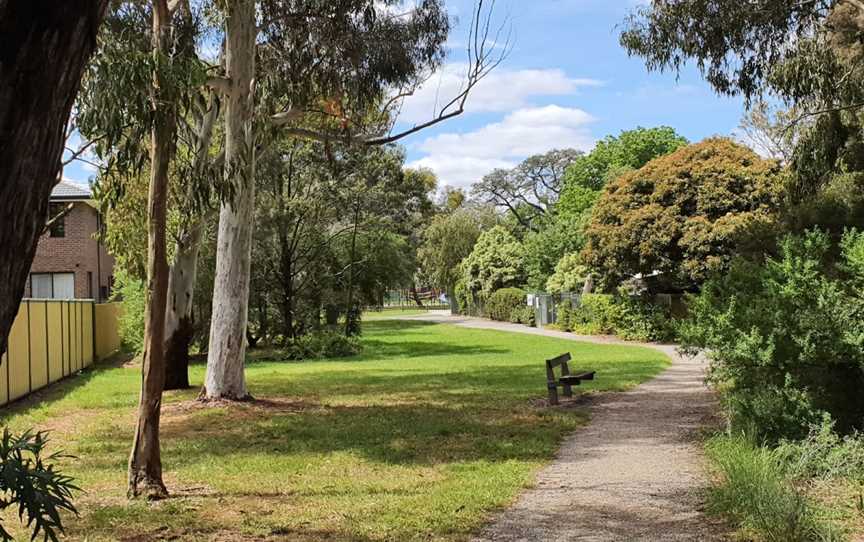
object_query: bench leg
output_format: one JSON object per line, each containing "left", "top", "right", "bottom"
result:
{"left": 548, "top": 384, "right": 559, "bottom": 406}
{"left": 562, "top": 383, "right": 573, "bottom": 398}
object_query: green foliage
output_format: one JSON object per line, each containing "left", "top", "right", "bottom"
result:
{"left": 557, "top": 293, "right": 675, "bottom": 342}
{"left": 679, "top": 229, "right": 864, "bottom": 442}
{"left": 0, "top": 429, "right": 78, "bottom": 542}
{"left": 705, "top": 435, "right": 840, "bottom": 542}
{"left": 418, "top": 209, "right": 485, "bottom": 295}
{"left": 620, "top": 0, "right": 864, "bottom": 117}
{"left": 509, "top": 305, "right": 536, "bottom": 327}
{"left": 583, "top": 138, "right": 785, "bottom": 291}
{"left": 522, "top": 216, "right": 586, "bottom": 291}
{"left": 560, "top": 126, "right": 687, "bottom": 195}
{"left": 557, "top": 294, "right": 618, "bottom": 336}
{"left": 459, "top": 226, "right": 526, "bottom": 305}
{"left": 776, "top": 420, "right": 864, "bottom": 482}
{"left": 112, "top": 269, "right": 145, "bottom": 354}
{"left": 280, "top": 331, "right": 362, "bottom": 361}
{"left": 485, "top": 288, "right": 527, "bottom": 322}
{"left": 545, "top": 253, "right": 588, "bottom": 294}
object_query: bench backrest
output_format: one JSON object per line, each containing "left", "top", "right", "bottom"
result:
{"left": 546, "top": 352, "right": 571, "bottom": 382}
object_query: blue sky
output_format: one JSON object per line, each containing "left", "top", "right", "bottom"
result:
{"left": 397, "top": 0, "right": 746, "bottom": 188}
{"left": 64, "top": 0, "right": 746, "bottom": 188}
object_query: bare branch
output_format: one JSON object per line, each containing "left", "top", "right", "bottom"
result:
{"left": 41, "top": 203, "right": 74, "bottom": 236}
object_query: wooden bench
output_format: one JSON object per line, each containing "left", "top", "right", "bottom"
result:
{"left": 546, "top": 353, "right": 595, "bottom": 405}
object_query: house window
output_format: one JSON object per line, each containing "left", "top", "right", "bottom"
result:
{"left": 30, "top": 273, "right": 75, "bottom": 299}
{"left": 48, "top": 203, "right": 66, "bottom": 238}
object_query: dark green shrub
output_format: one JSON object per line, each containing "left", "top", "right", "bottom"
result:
{"left": 612, "top": 295, "right": 677, "bottom": 342}
{"left": 485, "top": 287, "right": 527, "bottom": 322}
{"left": 0, "top": 429, "right": 78, "bottom": 541}
{"left": 282, "top": 331, "right": 362, "bottom": 360}
{"left": 509, "top": 305, "right": 536, "bottom": 326}
{"left": 679, "top": 229, "right": 864, "bottom": 442}
{"left": 556, "top": 294, "right": 676, "bottom": 341}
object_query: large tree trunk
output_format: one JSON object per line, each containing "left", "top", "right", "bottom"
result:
{"left": 164, "top": 91, "right": 218, "bottom": 390}
{"left": 0, "top": 0, "right": 107, "bottom": 356}
{"left": 202, "top": 0, "right": 256, "bottom": 401}
{"left": 127, "top": 0, "right": 175, "bottom": 499}
{"left": 164, "top": 222, "right": 203, "bottom": 390}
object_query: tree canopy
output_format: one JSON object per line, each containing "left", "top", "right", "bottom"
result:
{"left": 458, "top": 225, "right": 526, "bottom": 303}
{"left": 582, "top": 138, "right": 785, "bottom": 291}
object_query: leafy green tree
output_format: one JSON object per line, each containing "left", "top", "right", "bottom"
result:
{"left": 582, "top": 138, "right": 785, "bottom": 291}
{"left": 522, "top": 216, "right": 585, "bottom": 291}
{"left": 545, "top": 253, "right": 588, "bottom": 294}
{"left": 418, "top": 209, "right": 489, "bottom": 310}
{"left": 459, "top": 226, "right": 526, "bottom": 305}
{"left": 620, "top": 0, "right": 864, "bottom": 106}
{"left": 558, "top": 126, "right": 687, "bottom": 217}
{"left": 679, "top": 229, "right": 864, "bottom": 441}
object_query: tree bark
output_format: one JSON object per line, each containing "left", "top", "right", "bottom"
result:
{"left": 0, "top": 0, "right": 107, "bottom": 356}
{"left": 164, "top": 91, "right": 218, "bottom": 390}
{"left": 202, "top": 0, "right": 256, "bottom": 401}
{"left": 163, "top": 222, "right": 202, "bottom": 390}
{"left": 127, "top": 0, "right": 175, "bottom": 499}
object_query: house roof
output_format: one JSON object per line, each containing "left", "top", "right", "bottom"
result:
{"left": 51, "top": 179, "right": 92, "bottom": 201}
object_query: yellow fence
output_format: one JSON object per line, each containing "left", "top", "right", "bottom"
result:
{"left": 0, "top": 300, "right": 121, "bottom": 407}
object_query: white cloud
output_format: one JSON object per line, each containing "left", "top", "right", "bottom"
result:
{"left": 396, "top": 64, "right": 602, "bottom": 123}
{"left": 407, "top": 104, "right": 596, "bottom": 188}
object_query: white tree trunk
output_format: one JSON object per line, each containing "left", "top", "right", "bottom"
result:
{"left": 202, "top": 0, "right": 255, "bottom": 400}
{"left": 164, "top": 221, "right": 202, "bottom": 389}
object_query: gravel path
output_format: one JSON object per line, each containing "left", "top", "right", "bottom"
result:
{"left": 401, "top": 312, "right": 727, "bottom": 541}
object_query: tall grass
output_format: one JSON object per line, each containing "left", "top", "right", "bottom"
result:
{"left": 706, "top": 435, "right": 842, "bottom": 542}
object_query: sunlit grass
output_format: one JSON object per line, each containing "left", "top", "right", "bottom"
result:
{"left": 0, "top": 320, "right": 668, "bottom": 541}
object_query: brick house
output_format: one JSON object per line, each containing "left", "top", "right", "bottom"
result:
{"left": 25, "top": 180, "right": 115, "bottom": 301}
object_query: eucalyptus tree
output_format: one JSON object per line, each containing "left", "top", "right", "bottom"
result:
{"left": 620, "top": 0, "right": 864, "bottom": 206}
{"left": 76, "top": 0, "right": 212, "bottom": 498}
{"left": 201, "top": 0, "right": 507, "bottom": 400}
{"left": 0, "top": 0, "right": 109, "bottom": 357}
{"left": 620, "top": 0, "right": 864, "bottom": 106}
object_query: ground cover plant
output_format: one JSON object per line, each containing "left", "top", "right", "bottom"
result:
{"left": 0, "top": 321, "right": 667, "bottom": 541}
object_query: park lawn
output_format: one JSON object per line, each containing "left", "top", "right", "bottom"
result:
{"left": 362, "top": 308, "right": 443, "bottom": 319}
{"left": 0, "top": 320, "right": 669, "bottom": 541}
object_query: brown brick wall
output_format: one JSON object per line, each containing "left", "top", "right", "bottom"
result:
{"left": 26, "top": 202, "right": 115, "bottom": 300}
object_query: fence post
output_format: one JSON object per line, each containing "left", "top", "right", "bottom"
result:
{"left": 25, "top": 301, "right": 32, "bottom": 394}
{"left": 44, "top": 300, "right": 50, "bottom": 383}
{"left": 91, "top": 301, "right": 97, "bottom": 363}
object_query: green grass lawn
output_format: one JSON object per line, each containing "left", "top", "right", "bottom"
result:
{"left": 362, "top": 308, "right": 444, "bottom": 319}
{"left": 1, "top": 320, "right": 668, "bottom": 541}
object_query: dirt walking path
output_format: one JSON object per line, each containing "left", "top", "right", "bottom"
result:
{"left": 402, "top": 312, "right": 727, "bottom": 541}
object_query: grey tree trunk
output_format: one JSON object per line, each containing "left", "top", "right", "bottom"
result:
{"left": 202, "top": 0, "right": 256, "bottom": 400}
{"left": 164, "top": 91, "right": 218, "bottom": 390}
{"left": 164, "top": 222, "right": 202, "bottom": 390}
{"left": 0, "top": 0, "right": 107, "bottom": 356}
